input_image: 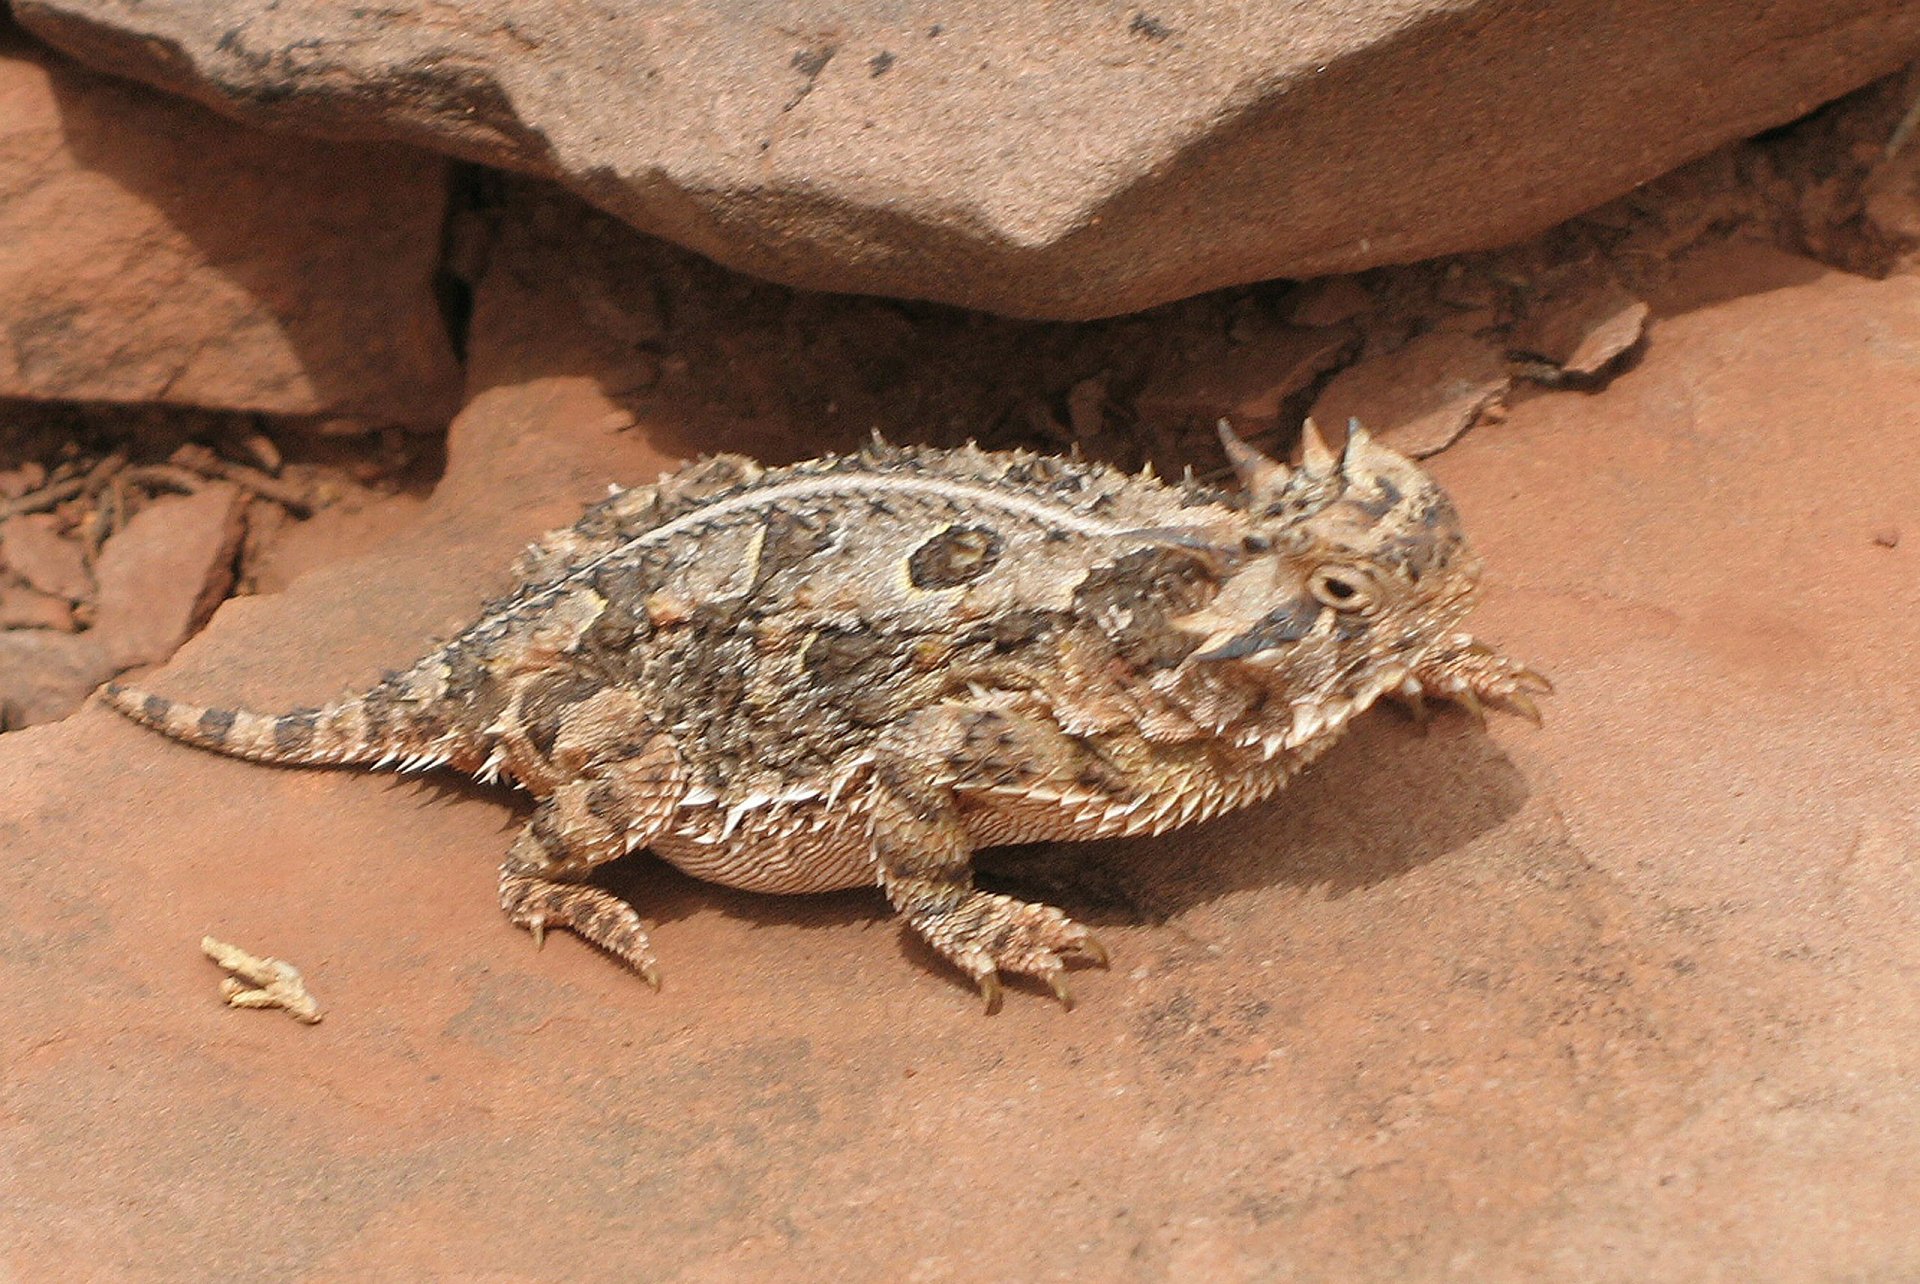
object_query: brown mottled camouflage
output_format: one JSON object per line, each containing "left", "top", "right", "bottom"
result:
{"left": 103, "top": 421, "right": 1547, "bottom": 1010}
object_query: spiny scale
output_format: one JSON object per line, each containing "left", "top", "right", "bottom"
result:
{"left": 103, "top": 429, "right": 1548, "bottom": 1011}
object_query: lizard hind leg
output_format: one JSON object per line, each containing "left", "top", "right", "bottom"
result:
{"left": 500, "top": 799, "right": 661, "bottom": 988}
{"left": 871, "top": 752, "right": 1108, "bottom": 1013}
{"left": 497, "top": 735, "right": 684, "bottom": 988}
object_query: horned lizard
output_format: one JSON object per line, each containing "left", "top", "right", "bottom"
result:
{"left": 102, "top": 420, "right": 1546, "bottom": 1010}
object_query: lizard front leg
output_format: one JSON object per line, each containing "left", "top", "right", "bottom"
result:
{"left": 1397, "top": 633, "right": 1553, "bottom": 727}
{"left": 871, "top": 706, "right": 1111, "bottom": 1012}
{"left": 498, "top": 729, "right": 683, "bottom": 987}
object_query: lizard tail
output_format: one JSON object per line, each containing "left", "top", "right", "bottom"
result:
{"left": 99, "top": 680, "right": 462, "bottom": 772}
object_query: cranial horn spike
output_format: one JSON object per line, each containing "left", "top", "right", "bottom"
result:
{"left": 1215, "top": 419, "right": 1291, "bottom": 492}
{"left": 1299, "top": 416, "right": 1337, "bottom": 475}
{"left": 1342, "top": 417, "right": 1384, "bottom": 475}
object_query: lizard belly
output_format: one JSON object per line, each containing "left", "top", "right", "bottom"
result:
{"left": 651, "top": 802, "right": 877, "bottom": 895}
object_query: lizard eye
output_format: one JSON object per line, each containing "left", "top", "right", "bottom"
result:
{"left": 1308, "top": 566, "right": 1377, "bottom": 611}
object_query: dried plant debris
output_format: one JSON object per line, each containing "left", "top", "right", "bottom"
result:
{"left": 201, "top": 936, "right": 323, "bottom": 1024}
{"left": 0, "top": 401, "right": 438, "bottom": 731}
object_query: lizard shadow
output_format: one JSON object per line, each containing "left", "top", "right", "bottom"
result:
{"left": 978, "top": 712, "right": 1532, "bottom": 921}
{"left": 399, "top": 708, "right": 1531, "bottom": 1004}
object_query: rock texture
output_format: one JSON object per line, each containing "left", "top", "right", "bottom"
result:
{"left": 1309, "top": 331, "right": 1511, "bottom": 458}
{"left": 17, "top": 0, "right": 1920, "bottom": 318}
{"left": 91, "top": 482, "right": 247, "bottom": 668}
{"left": 0, "top": 242, "right": 1915, "bottom": 1277}
{"left": 0, "top": 514, "right": 92, "bottom": 602}
{"left": 0, "top": 629, "right": 110, "bottom": 727}
{"left": 0, "top": 23, "right": 459, "bottom": 422}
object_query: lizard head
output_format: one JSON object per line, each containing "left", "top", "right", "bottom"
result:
{"left": 1178, "top": 420, "right": 1545, "bottom": 725}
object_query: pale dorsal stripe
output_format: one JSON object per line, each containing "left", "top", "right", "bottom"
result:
{"left": 511, "top": 471, "right": 1146, "bottom": 619}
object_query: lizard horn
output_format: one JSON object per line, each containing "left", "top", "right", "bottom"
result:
{"left": 1299, "top": 416, "right": 1337, "bottom": 476}
{"left": 1341, "top": 417, "right": 1376, "bottom": 472}
{"left": 1216, "top": 419, "right": 1291, "bottom": 493}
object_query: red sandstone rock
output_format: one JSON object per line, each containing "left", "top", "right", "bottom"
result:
{"left": 18, "top": 0, "right": 1920, "bottom": 318}
{"left": 91, "top": 482, "right": 247, "bottom": 668}
{"left": 0, "top": 584, "right": 77, "bottom": 630}
{"left": 1309, "top": 331, "right": 1511, "bottom": 457}
{"left": 0, "top": 244, "right": 1917, "bottom": 1277}
{"left": 0, "top": 24, "right": 459, "bottom": 423}
{"left": 1512, "top": 278, "right": 1652, "bottom": 377}
{"left": 0, "top": 628, "right": 108, "bottom": 727}
{"left": 1134, "top": 325, "right": 1352, "bottom": 435}
{"left": 0, "top": 513, "right": 91, "bottom": 601}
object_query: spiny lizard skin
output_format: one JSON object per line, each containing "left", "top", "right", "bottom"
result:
{"left": 103, "top": 421, "right": 1547, "bottom": 1010}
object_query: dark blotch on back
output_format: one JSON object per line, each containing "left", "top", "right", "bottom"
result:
{"left": 803, "top": 625, "right": 909, "bottom": 726}
{"left": 987, "top": 607, "right": 1056, "bottom": 651}
{"left": 442, "top": 645, "right": 507, "bottom": 730}
{"left": 142, "top": 694, "right": 171, "bottom": 722}
{"left": 273, "top": 710, "right": 318, "bottom": 753}
{"left": 197, "top": 708, "right": 237, "bottom": 741}
{"left": 908, "top": 524, "right": 1004, "bottom": 590}
{"left": 577, "top": 559, "right": 667, "bottom": 669}
{"left": 754, "top": 508, "right": 837, "bottom": 591}
{"left": 1074, "top": 547, "right": 1220, "bottom": 670}
{"left": 520, "top": 669, "right": 604, "bottom": 760}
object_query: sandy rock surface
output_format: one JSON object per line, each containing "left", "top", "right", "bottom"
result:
{"left": 17, "top": 0, "right": 1920, "bottom": 318}
{"left": 0, "top": 23, "right": 459, "bottom": 422}
{"left": 0, "top": 240, "right": 1914, "bottom": 1277}
{"left": 91, "top": 482, "right": 248, "bottom": 669}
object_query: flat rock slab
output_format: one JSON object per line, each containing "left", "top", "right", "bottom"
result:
{"left": 0, "top": 628, "right": 110, "bottom": 727}
{"left": 0, "top": 513, "right": 91, "bottom": 602}
{"left": 0, "top": 23, "right": 459, "bottom": 422}
{"left": 1512, "top": 278, "right": 1652, "bottom": 377}
{"left": 0, "top": 585, "right": 75, "bottom": 631}
{"left": 18, "top": 1, "right": 1920, "bottom": 319}
{"left": 92, "top": 482, "right": 248, "bottom": 668}
{"left": 1309, "top": 331, "right": 1511, "bottom": 457}
{"left": 2, "top": 248, "right": 1917, "bottom": 1276}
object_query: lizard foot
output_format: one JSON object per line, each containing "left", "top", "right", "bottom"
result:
{"left": 499, "top": 874, "right": 661, "bottom": 988}
{"left": 907, "top": 891, "right": 1109, "bottom": 1013}
{"left": 1397, "top": 638, "right": 1552, "bottom": 728}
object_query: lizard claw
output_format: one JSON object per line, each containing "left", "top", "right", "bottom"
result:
{"left": 1500, "top": 691, "right": 1544, "bottom": 727}
{"left": 499, "top": 874, "right": 660, "bottom": 984}
{"left": 977, "top": 971, "right": 1004, "bottom": 1015}
{"left": 1075, "top": 929, "right": 1111, "bottom": 969}
{"left": 1515, "top": 665, "right": 1554, "bottom": 694}
{"left": 1045, "top": 969, "right": 1075, "bottom": 1009}
{"left": 905, "top": 891, "right": 1104, "bottom": 1013}
{"left": 1409, "top": 642, "right": 1550, "bottom": 730}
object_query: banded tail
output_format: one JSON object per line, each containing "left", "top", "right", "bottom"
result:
{"left": 100, "top": 679, "right": 469, "bottom": 773}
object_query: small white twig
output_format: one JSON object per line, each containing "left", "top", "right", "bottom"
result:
{"left": 201, "top": 936, "right": 323, "bottom": 1024}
